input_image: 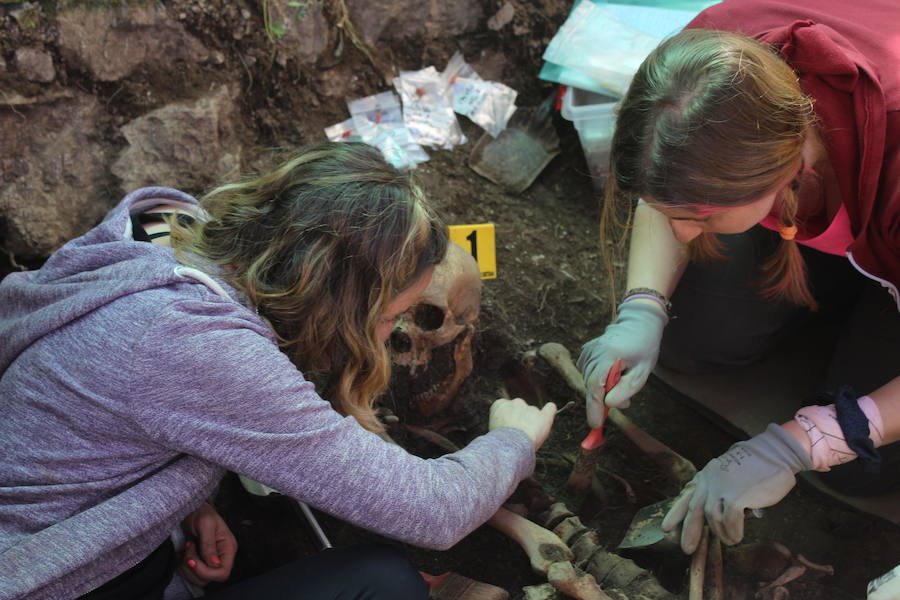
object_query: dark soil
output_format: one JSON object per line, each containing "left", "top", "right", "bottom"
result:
{"left": 2, "top": 2, "right": 897, "bottom": 599}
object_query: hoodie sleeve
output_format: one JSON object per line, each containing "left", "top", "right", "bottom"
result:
{"left": 127, "top": 296, "right": 535, "bottom": 550}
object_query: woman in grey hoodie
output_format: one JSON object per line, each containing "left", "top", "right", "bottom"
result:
{"left": 0, "top": 142, "right": 556, "bottom": 599}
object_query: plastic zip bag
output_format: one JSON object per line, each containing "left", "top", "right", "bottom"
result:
{"left": 542, "top": 2, "right": 661, "bottom": 97}
{"left": 442, "top": 51, "right": 518, "bottom": 138}
{"left": 324, "top": 118, "right": 363, "bottom": 143}
{"left": 347, "top": 91, "right": 405, "bottom": 139}
{"left": 393, "top": 66, "right": 466, "bottom": 150}
{"left": 338, "top": 91, "right": 429, "bottom": 170}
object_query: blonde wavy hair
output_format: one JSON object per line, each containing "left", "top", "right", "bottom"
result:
{"left": 171, "top": 142, "right": 447, "bottom": 433}
{"left": 601, "top": 28, "right": 817, "bottom": 310}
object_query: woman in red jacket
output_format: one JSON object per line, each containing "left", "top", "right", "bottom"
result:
{"left": 576, "top": 0, "right": 900, "bottom": 557}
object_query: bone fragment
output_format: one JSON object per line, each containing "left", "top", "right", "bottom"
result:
{"left": 537, "top": 342, "right": 697, "bottom": 486}
{"left": 547, "top": 561, "right": 615, "bottom": 600}
{"left": 488, "top": 507, "right": 573, "bottom": 576}
{"left": 796, "top": 554, "right": 834, "bottom": 575}
{"left": 606, "top": 409, "right": 697, "bottom": 486}
{"left": 597, "top": 468, "right": 636, "bottom": 503}
{"left": 570, "top": 529, "right": 603, "bottom": 566}
{"left": 585, "top": 546, "right": 677, "bottom": 599}
{"left": 400, "top": 424, "right": 461, "bottom": 454}
{"left": 538, "top": 502, "right": 577, "bottom": 531}
{"left": 522, "top": 583, "right": 561, "bottom": 600}
{"left": 538, "top": 343, "right": 588, "bottom": 398}
{"left": 771, "top": 587, "right": 789, "bottom": 600}
{"left": 426, "top": 572, "right": 510, "bottom": 600}
{"left": 689, "top": 526, "right": 710, "bottom": 600}
{"left": 552, "top": 515, "right": 590, "bottom": 546}
{"left": 728, "top": 542, "right": 792, "bottom": 581}
{"left": 756, "top": 565, "right": 806, "bottom": 597}
{"left": 752, "top": 548, "right": 833, "bottom": 599}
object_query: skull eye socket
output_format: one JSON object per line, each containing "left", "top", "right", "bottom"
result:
{"left": 412, "top": 304, "right": 445, "bottom": 331}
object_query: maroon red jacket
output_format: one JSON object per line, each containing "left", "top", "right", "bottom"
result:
{"left": 687, "top": 0, "right": 900, "bottom": 310}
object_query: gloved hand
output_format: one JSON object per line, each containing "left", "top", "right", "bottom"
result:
{"left": 577, "top": 300, "right": 668, "bottom": 425}
{"left": 661, "top": 424, "right": 813, "bottom": 553}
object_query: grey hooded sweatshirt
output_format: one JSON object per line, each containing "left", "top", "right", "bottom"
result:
{"left": 0, "top": 187, "right": 535, "bottom": 600}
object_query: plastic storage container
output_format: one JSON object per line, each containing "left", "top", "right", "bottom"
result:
{"left": 560, "top": 86, "right": 619, "bottom": 186}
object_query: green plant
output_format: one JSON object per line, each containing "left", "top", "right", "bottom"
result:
{"left": 262, "top": 0, "right": 324, "bottom": 43}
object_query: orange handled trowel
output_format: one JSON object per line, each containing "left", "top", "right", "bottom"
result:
{"left": 581, "top": 358, "right": 623, "bottom": 451}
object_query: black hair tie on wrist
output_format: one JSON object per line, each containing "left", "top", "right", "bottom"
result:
{"left": 832, "top": 385, "right": 882, "bottom": 474}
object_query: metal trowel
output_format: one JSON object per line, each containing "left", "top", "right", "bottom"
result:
{"left": 468, "top": 91, "right": 560, "bottom": 193}
{"left": 617, "top": 497, "right": 683, "bottom": 553}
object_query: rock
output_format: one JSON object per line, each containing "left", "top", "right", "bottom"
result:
{"left": 317, "top": 66, "right": 362, "bottom": 100}
{"left": 111, "top": 85, "right": 242, "bottom": 194}
{"left": 10, "top": 2, "right": 40, "bottom": 27}
{"left": 14, "top": 47, "right": 55, "bottom": 83}
{"left": 0, "top": 93, "right": 111, "bottom": 259}
{"left": 470, "top": 48, "right": 511, "bottom": 82}
{"left": 344, "top": 0, "right": 483, "bottom": 46}
{"left": 266, "top": 0, "right": 329, "bottom": 66}
{"left": 0, "top": 89, "right": 75, "bottom": 107}
{"left": 487, "top": 2, "right": 515, "bottom": 31}
{"left": 56, "top": 4, "right": 209, "bottom": 81}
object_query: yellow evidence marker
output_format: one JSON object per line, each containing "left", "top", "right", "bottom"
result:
{"left": 448, "top": 223, "right": 497, "bottom": 280}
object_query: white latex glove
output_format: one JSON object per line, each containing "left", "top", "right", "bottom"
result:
{"left": 577, "top": 300, "right": 668, "bottom": 424}
{"left": 868, "top": 564, "right": 900, "bottom": 600}
{"left": 662, "top": 424, "right": 813, "bottom": 553}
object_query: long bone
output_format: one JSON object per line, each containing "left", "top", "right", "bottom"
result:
{"left": 396, "top": 424, "right": 574, "bottom": 577}
{"left": 754, "top": 542, "right": 834, "bottom": 599}
{"left": 488, "top": 509, "right": 574, "bottom": 576}
{"left": 537, "top": 342, "right": 697, "bottom": 486}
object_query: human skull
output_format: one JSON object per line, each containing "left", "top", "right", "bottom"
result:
{"left": 389, "top": 242, "right": 482, "bottom": 421}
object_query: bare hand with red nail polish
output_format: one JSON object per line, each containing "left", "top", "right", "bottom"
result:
{"left": 177, "top": 502, "right": 238, "bottom": 586}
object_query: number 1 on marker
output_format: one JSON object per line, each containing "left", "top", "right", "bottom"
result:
{"left": 466, "top": 230, "right": 478, "bottom": 262}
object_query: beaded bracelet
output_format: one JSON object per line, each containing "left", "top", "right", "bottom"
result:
{"left": 622, "top": 287, "right": 672, "bottom": 315}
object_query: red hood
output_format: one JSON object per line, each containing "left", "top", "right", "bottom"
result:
{"left": 687, "top": 0, "right": 900, "bottom": 303}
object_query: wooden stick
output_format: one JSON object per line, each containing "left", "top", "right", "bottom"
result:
{"left": 689, "top": 526, "right": 709, "bottom": 600}
{"left": 706, "top": 534, "right": 723, "bottom": 600}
